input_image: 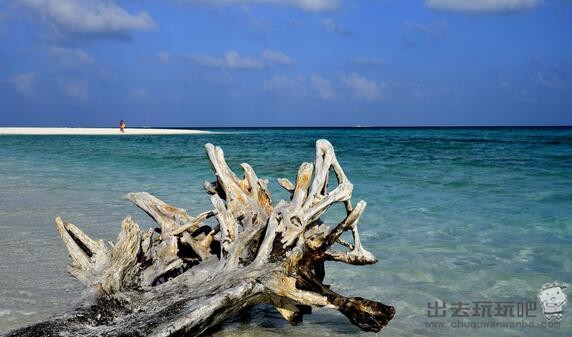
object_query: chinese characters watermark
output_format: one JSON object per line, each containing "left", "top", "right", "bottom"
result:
{"left": 427, "top": 301, "right": 537, "bottom": 318}
{"left": 423, "top": 282, "right": 567, "bottom": 330}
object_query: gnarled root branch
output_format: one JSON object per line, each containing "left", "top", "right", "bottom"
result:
{"left": 7, "top": 139, "right": 394, "bottom": 337}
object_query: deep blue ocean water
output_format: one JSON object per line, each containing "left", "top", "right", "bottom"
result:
{"left": 0, "top": 128, "right": 571, "bottom": 336}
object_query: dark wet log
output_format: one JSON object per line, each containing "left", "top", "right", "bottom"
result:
{"left": 6, "top": 140, "right": 395, "bottom": 337}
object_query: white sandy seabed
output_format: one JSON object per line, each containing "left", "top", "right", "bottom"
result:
{"left": 0, "top": 128, "right": 211, "bottom": 135}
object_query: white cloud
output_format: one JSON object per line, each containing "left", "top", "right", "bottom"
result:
{"left": 186, "top": 50, "right": 294, "bottom": 70}
{"left": 49, "top": 46, "right": 94, "bottom": 66}
{"left": 261, "top": 50, "right": 294, "bottom": 66}
{"left": 129, "top": 88, "right": 148, "bottom": 99}
{"left": 9, "top": 72, "right": 36, "bottom": 96}
{"left": 19, "top": 0, "right": 156, "bottom": 37}
{"left": 340, "top": 73, "right": 380, "bottom": 101}
{"left": 353, "top": 57, "right": 384, "bottom": 66}
{"left": 425, "top": 0, "right": 541, "bottom": 13}
{"left": 156, "top": 51, "right": 173, "bottom": 64}
{"left": 62, "top": 79, "right": 88, "bottom": 99}
{"left": 310, "top": 74, "right": 335, "bottom": 99}
{"left": 187, "top": 50, "right": 264, "bottom": 70}
{"left": 321, "top": 18, "right": 349, "bottom": 35}
{"left": 179, "top": 0, "right": 338, "bottom": 12}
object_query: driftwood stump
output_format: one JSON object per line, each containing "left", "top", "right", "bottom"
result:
{"left": 7, "top": 139, "right": 395, "bottom": 337}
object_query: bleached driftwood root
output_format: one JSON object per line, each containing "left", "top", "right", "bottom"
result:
{"left": 7, "top": 140, "right": 394, "bottom": 337}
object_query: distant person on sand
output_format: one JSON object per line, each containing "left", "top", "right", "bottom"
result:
{"left": 119, "top": 120, "right": 126, "bottom": 133}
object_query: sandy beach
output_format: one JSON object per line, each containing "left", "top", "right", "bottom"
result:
{"left": 0, "top": 127, "right": 211, "bottom": 135}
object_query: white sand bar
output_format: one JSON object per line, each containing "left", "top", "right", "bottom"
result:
{"left": 0, "top": 128, "right": 211, "bottom": 135}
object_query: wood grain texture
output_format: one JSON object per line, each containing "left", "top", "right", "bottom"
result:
{"left": 6, "top": 139, "right": 394, "bottom": 337}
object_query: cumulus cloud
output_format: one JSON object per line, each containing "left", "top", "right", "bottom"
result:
{"left": 62, "top": 79, "right": 88, "bottom": 99}
{"left": 9, "top": 72, "right": 36, "bottom": 96}
{"left": 425, "top": 0, "right": 541, "bottom": 13}
{"left": 186, "top": 50, "right": 294, "bottom": 70}
{"left": 321, "top": 18, "right": 350, "bottom": 35}
{"left": 179, "top": 0, "right": 338, "bottom": 12}
{"left": 353, "top": 57, "right": 384, "bottom": 66}
{"left": 19, "top": 0, "right": 156, "bottom": 39}
{"left": 49, "top": 46, "right": 94, "bottom": 66}
{"left": 310, "top": 74, "right": 335, "bottom": 99}
{"left": 340, "top": 73, "right": 380, "bottom": 101}
{"left": 155, "top": 51, "right": 173, "bottom": 64}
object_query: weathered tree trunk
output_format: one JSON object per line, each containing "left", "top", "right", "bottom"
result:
{"left": 6, "top": 140, "right": 395, "bottom": 337}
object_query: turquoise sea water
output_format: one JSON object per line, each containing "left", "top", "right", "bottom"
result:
{"left": 0, "top": 128, "right": 571, "bottom": 336}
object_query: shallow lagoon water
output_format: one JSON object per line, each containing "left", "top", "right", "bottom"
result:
{"left": 0, "top": 128, "right": 571, "bottom": 336}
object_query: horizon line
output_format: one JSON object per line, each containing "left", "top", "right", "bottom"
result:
{"left": 1, "top": 125, "right": 571, "bottom": 129}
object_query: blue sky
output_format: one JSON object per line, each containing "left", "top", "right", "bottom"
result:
{"left": 1, "top": 0, "right": 571, "bottom": 127}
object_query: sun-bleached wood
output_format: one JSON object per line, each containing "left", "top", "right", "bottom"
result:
{"left": 7, "top": 139, "right": 395, "bottom": 337}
